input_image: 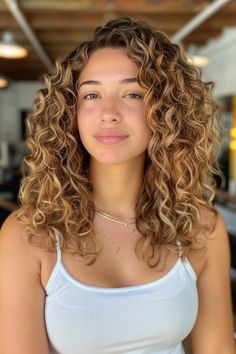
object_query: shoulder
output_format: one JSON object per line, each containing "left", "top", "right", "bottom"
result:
{"left": 0, "top": 208, "right": 42, "bottom": 274}
{"left": 189, "top": 208, "right": 235, "bottom": 351}
{"left": 0, "top": 210, "right": 51, "bottom": 353}
{"left": 187, "top": 206, "right": 227, "bottom": 277}
{"left": 192, "top": 205, "right": 231, "bottom": 279}
{"left": 0, "top": 208, "right": 30, "bottom": 247}
{"left": 1, "top": 208, "right": 24, "bottom": 234}
{"left": 0, "top": 208, "right": 27, "bottom": 247}
{"left": 192, "top": 205, "right": 223, "bottom": 246}
{"left": 204, "top": 208, "right": 230, "bottom": 268}
{"left": 198, "top": 206, "right": 229, "bottom": 258}
{"left": 198, "top": 204, "right": 218, "bottom": 232}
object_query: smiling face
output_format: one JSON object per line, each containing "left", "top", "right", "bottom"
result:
{"left": 77, "top": 47, "right": 151, "bottom": 166}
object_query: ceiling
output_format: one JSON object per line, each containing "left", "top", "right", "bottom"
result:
{"left": 0, "top": 0, "right": 236, "bottom": 81}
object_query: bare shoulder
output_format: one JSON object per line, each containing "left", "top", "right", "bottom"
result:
{"left": 0, "top": 208, "right": 41, "bottom": 273}
{"left": 203, "top": 207, "right": 231, "bottom": 278}
{"left": 0, "top": 209, "right": 50, "bottom": 353}
{"left": 1, "top": 207, "right": 27, "bottom": 237}
{"left": 0, "top": 208, "right": 27, "bottom": 245}
{"left": 189, "top": 204, "right": 231, "bottom": 280}
{"left": 189, "top": 207, "right": 235, "bottom": 352}
{"left": 187, "top": 206, "right": 226, "bottom": 277}
{"left": 198, "top": 206, "right": 229, "bottom": 259}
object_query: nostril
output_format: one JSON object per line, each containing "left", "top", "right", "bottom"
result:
{"left": 101, "top": 113, "right": 121, "bottom": 122}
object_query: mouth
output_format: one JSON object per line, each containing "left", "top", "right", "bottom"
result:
{"left": 95, "top": 135, "right": 128, "bottom": 144}
{"left": 94, "top": 129, "right": 129, "bottom": 144}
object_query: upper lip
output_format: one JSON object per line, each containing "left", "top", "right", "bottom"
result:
{"left": 94, "top": 129, "right": 129, "bottom": 137}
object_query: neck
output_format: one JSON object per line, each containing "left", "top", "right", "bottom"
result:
{"left": 89, "top": 158, "right": 145, "bottom": 218}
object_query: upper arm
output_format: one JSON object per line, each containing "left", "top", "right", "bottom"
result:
{"left": 190, "top": 210, "right": 235, "bottom": 354}
{"left": 0, "top": 211, "right": 49, "bottom": 354}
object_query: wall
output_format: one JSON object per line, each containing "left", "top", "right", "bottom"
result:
{"left": 0, "top": 81, "right": 43, "bottom": 143}
{"left": 199, "top": 27, "right": 236, "bottom": 98}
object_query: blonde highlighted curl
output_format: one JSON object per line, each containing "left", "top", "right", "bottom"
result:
{"left": 18, "top": 18, "right": 221, "bottom": 267}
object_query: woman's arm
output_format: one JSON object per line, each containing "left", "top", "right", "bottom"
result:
{"left": 0, "top": 211, "right": 50, "bottom": 354}
{"left": 190, "top": 211, "right": 236, "bottom": 354}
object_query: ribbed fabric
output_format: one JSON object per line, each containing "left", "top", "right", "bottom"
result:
{"left": 45, "top": 232, "right": 198, "bottom": 354}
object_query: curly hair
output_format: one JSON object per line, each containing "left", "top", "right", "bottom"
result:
{"left": 18, "top": 17, "right": 221, "bottom": 267}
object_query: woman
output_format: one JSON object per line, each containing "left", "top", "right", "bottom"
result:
{"left": 0, "top": 17, "right": 235, "bottom": 354}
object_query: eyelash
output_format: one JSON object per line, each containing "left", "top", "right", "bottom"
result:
{"left": 83, "top": 93, "right": 98, "bottom": 100}
{"left": 82, "top": 93, "right": 143, "bottom": 100}
{"left": 126, "top": 93, "right": 143, "bottom": 100}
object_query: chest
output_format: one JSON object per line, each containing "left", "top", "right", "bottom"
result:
{"left": 43, "top": 223, "right": 201, "bottom": 354}
{"left": 41, "top": 222, "right": 205, "bottom": 289}
{"left": 45, "top": 250, "right": 199, "bottom": 354}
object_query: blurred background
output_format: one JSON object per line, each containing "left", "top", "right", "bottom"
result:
{"left": 0, "top": 0, "right": 236, "bottom": 333}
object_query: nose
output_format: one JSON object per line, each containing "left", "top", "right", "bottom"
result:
{"left": 100, "top": 99, "right": 122, "bottom": 123}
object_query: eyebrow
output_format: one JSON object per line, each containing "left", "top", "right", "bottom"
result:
{"left": 78, "top": 77, "right": 138, "bottom": 89}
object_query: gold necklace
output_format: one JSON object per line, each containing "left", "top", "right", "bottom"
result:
{"left": 95, "top": 209, "right": 136, "bottom": 227}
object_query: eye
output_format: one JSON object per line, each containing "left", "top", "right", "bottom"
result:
{"left": 125, "top": 93, "right": 143, "bottom": 99}
{"left": 83, "top": 93, "right": 99, "bottom": 100}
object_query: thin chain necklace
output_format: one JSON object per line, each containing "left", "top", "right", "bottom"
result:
{"left": 95, "top": 209, "right": 136, "bottom": 227}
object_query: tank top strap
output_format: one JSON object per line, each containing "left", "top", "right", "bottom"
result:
{"left": 176, "top": 239, "right": 183, "bottom": 257}
{"left": 55, "top": 230, "right": 62, "bottom": 261}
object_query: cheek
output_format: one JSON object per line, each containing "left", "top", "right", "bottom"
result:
{"left": 77, "top": 106, "right": 91, "bottom": 128}
{"left": 131, "top": 107, "right": 149, "bottom": 131}
{"left": 142, "top": 130, "right": 151, "bottom": 150}
{"left": 77, "top": 111, "right": 89, "bottom": 146}
{"left": 124, "top": 105, "right": 150, "bottom": 141}
{"left": 129, "top": 104, "right": 146, "bottom": 122}
{"left": 77, "top": 104, "right": 98, "bottom": 132}
{"left": 139, "top": 118, "right": 152, "bottom": 147}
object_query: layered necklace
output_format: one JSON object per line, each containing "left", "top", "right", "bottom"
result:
{"left": 95, "top": 209, "right": 136, "bottom": 227}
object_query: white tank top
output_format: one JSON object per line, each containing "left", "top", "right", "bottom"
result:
{"left": 45, "top": 232, "right": 198, "bottom": 354}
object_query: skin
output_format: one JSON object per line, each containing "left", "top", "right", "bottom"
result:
{"left": 77, "top": 47, "right": 151, "bottom": 217}
{"left": 0, "top": 47, "right": 235, "bottom": 354}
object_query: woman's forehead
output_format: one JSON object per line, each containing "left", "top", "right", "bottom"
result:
{"left": 79, "top": 47, "right": 139, "bottom": 81}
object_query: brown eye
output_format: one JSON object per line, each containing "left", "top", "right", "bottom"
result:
{"left": 125, "top": 93, "right": 143, "bottom": 99}
{"left": 83, "top": 93, "right": 99, "bottom": 100}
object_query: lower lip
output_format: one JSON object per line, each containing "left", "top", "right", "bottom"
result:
{"left": 95, "top": 136, "right": 128, "bottom": 144}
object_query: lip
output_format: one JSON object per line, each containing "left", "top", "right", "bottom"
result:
{"left": 95, "top": 136, "right": 128, "bottom": 144}
{"left": 94, "top": 129, "right": 129, "bottom": 138}
{"left": 94, "top": 129, "right": 129, "bottom": 144}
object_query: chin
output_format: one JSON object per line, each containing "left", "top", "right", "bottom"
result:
{"left": 94, "top": 157, "right": 130, "bottom": 166}
{"left": 91, "top": 152, "right": 145, "bottom": 167}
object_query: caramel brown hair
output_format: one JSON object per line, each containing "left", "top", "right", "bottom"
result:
{"left": 18, "top": 17, "right": 220, "bottom": 267}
